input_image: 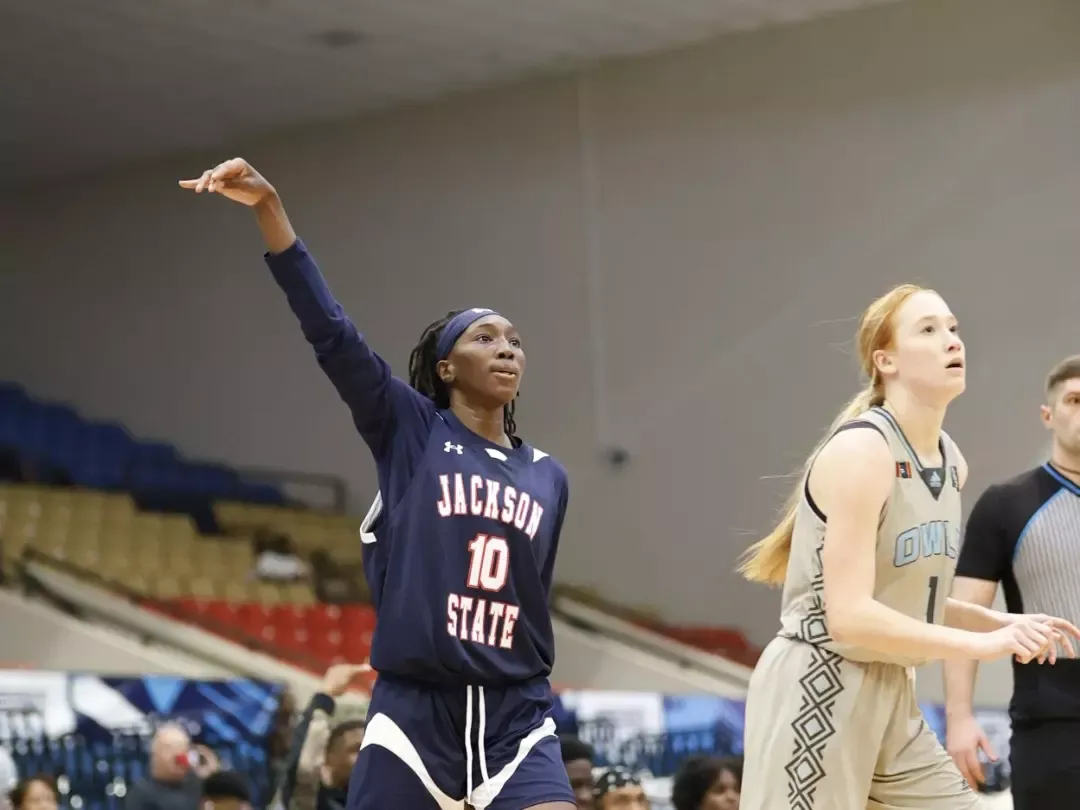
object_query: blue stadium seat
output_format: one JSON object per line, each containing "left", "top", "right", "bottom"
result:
{"left": 0, "top": 382, "right": 283, "bottom": 505}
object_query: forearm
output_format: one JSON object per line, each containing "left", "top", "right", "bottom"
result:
{"left": 280, "top": 693, "right": 334, "bottom": 808}
{"left": 944, "top": 597, "right": 1006, "bottom": 633}
{"left": 297, "top": 706, "right": 332, "bottom": 777}
{"left": 254, "top": 192, "right": 297, "bottom": 255}
{"left": 943, "top": 657, "right": 980, "bottom": 718}
{"left": 831, "top": 598, "right": 979, "bottom": 660}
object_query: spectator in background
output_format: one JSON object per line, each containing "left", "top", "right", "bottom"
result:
{"left": 671, "top": 756, "right": 742, "bottom": 810}
{"left": 252, "top": 529, "right": 308, "bottom": 583}
{"left": 268, "top": 690, "right": 299, "bottom": 790}
{"left": 559, "top": 735, "right": 596, "bottom": 810}
{"left": 594, "top": 768, "right": 650, "bottom": 810}
{"left": 280, "top": 664, "right": 368, "bottom": 810}
{"left": 200, "top": 771, "right": 252, "bottom": 810}
{"left": 126, "top": 724, "right": 202, "bottom": 810}
{"left": 308, "top": 552, "right": 367, "bottom": 604}
{"left": 8, "top": 775, "right": 58, "bottom": 810}
{"left": 0, "top": 740, "right": 17, "bottom": 808}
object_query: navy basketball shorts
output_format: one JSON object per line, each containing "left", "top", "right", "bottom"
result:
{"left": 347, "top": 674, "right": 574, "bottom": 810}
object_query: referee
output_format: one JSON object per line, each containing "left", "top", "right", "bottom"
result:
{"left": 944, "top": 355, "right": 1080, "bottom": 809}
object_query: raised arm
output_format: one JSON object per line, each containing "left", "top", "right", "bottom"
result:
{"left": 813, "top": 429, "right": 1047, "bottom": 663}
{"left": 180, "top": 159, "right": 432, "bottom": 457}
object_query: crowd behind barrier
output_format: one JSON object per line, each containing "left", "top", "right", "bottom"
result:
{"left": 0, "top": 671, "right": 1013, "bottom": 810}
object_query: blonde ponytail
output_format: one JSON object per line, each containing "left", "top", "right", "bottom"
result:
{"left": 739, "top": 282, "right": 924, "bottom": 587}
{"left": 737, "top": 384, "right": 882, "bottom": 586}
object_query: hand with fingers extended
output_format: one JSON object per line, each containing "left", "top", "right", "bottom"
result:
{"left": 322, "top": 662, "right": 372, "bottom": 698}
{"left": 970, "top": 614, "right": 1075, "bottom": 664}
{"left": 179, "top": 157, "right": 275, "bottom": 207}
{"left": 999, "top": 611, "right": 1080, "bottom": 664}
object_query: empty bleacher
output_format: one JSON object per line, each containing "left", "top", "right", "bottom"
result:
{"left": 0, "top": 382, "right": 283, "bottom": 504}
{"left": 173, "top": 599, "right": 376, "bottom": 668}
{"left": 0, "top": 483, "right": 377, "bottom": 677}
{"left": 0, "top": 485, "right": 307, "bottom": 603}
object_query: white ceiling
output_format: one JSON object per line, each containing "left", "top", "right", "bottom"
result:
{"left": 1, "top": 0, "right": 902, "bottom": 189}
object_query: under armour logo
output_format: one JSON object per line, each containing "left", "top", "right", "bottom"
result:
{"left": 444, "top": 442, "right": 463, "bottom": 454}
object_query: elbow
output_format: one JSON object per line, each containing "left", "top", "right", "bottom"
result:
{"left": 829, "top": 616, "right": 855, "bottom": 645}
{"left": 826, "top": 599, "right": 868, "bottom": 645}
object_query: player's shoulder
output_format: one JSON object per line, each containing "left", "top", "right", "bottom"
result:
{"left": 818, "top": 420, "right": 893, "bottom": 467}
{"left": 812, "top": 423, "right": 893, "bottom": 501}
{"left": 518, "top": 440, "right": 569, "bottom": 484}
{"left": 808, "top": 424, "right": 893, "bottom": 517}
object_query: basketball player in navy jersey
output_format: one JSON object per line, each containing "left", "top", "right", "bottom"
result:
{"left": 181, "top": 159, "right": 575, "bottom": 810}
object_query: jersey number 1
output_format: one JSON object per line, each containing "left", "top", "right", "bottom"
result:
{"left": 925, "top": 575, "right": 940, "bottom": 623}
{"left": 467, "top": 534, "right": 510, "bottom": 592}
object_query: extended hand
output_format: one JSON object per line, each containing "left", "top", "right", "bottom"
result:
{"left": 179, "top": 157, "right": 275, "bottom": 207}
{"left": 1002, "top": 612, "right": 1080, "bottom": 663}
{"left": 322, "top": 662, "right": 372, "bottom": 697}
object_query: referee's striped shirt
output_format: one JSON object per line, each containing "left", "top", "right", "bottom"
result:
{"left": 956, "top": 463, "right": 1080, "bottom": 726}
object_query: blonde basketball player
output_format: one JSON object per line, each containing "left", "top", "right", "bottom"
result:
{"left": 737, "top": 285, "right": 1080, "bottom": 810}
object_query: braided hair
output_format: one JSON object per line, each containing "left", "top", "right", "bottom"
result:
{"left": 407, "top": 309, "right": 518, "bottom": 440}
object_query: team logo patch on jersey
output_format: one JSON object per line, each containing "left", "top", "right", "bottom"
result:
{"left": 950, "top": 466, "right": 959, "bottom": 490}
{"left": 896, "top": 461, "right": 912, "bottom": 479}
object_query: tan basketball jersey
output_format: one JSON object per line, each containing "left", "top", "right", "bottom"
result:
{"left": 777, "top": 406, "right": 963, "bottom": 667}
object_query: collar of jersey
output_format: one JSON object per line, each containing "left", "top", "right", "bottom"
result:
{"left": 438, "top": 409, "right": 528, "bottom": 459}
{"left": 1043, "top": 462, "right": 1080, "bottom": 496}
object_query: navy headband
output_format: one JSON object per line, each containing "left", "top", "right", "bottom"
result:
{"left": 436, "top": 308, "right": 501, "bottom": 361}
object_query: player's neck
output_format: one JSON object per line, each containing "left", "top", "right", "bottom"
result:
{"left": 1049, "top": 445, "right": 1080, "bottom": 484}
{"left": 450, "top": 401, "right": 512, "bottom": 448}
{"left": 881, "top": 391, "right": 946, "bottom": 462}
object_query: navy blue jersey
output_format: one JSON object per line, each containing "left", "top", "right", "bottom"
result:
{"left": 266, "top": 240, "right": 568, "bottom": 686}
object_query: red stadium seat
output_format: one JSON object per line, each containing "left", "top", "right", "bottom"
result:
{"left": 309, "top": 630, "right": 343, "bottom": 662}
{"left": 340, "top": 604, "right": 377, "bottom": 631}
{"left": 203, "top": 600, "right": 239, "bottom": 629}
{"left": 160, "top": 598, "right": 377, "bottom": 679}
{"left": 306, "top": 604, "right": 343, "bottom": 634}
{"left": 236, "top": 602, "right": 272, "bottom": 637}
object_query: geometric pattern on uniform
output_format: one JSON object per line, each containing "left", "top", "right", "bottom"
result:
{"left": 785, "top": 645, "right": 844, "bottom": 810}
{"left": 797, "top": 541, "right": 833, "bottom": 644}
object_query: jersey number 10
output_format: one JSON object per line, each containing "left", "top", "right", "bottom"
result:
{"left": 467, "top": 533, "right": 510, "bottom": 592}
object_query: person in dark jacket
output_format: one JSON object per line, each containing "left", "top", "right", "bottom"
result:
{"left": 200, "top": 772, "right": 252, "bottom": 810}
{"left": 125, "top": 724, "right": 202, "bottom": 810}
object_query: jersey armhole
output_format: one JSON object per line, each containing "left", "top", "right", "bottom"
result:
{"left": 359, "top": 491, "right": 384, "bottom": 545}
{"left": 804, "top": 420, "right": 889, "bottom": 522}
